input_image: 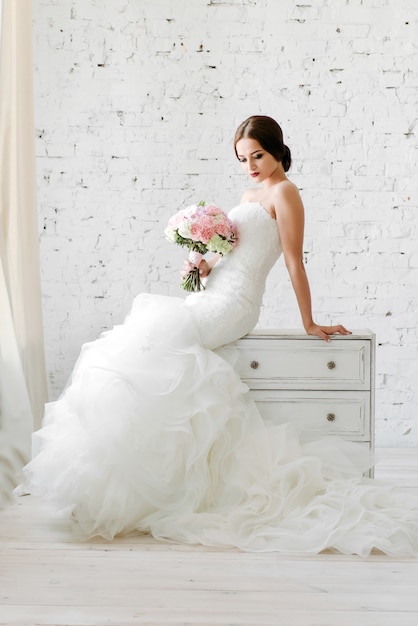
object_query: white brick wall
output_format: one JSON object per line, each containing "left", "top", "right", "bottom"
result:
{"left": 33, "top": 0, "right": 418, "bottom": 447}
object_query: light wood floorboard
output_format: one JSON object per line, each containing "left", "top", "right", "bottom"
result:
{"left": 0, "top": 448, "right": 417, "bottom": 626}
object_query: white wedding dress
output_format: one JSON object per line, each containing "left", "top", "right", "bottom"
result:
{"left": 23, "top": 202, "right": 418, "bottom": 556}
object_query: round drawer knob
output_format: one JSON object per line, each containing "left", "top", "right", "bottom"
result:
{"left": 327, "top": 412, "right": 336, "bottom": 422}
{"left": 250, "top": 360, "right": 259, "bottom": 370}
{"left": 327, "top": 360, "right": 336, "bottom": 370}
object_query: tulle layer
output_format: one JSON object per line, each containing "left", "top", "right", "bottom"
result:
{"left": 23, "top": 294, "right": 418, "bottom": 556}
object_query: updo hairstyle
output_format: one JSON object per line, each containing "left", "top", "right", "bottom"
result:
{"left": 234, "top": 115, "right": 292, "bottom": 172}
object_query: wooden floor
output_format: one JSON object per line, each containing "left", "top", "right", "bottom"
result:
{"left": 1, "top": 448, "right": 418, "bottom": 626}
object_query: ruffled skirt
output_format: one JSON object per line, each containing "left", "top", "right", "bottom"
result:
{"left": 22, "top": 294, "right": 418, "bottom": 556}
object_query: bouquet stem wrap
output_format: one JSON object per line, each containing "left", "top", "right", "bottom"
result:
{"left": 188, "top": 251, "right": 204, "bottom": 267}
{"left": 182, "top": 250, "right": 204, "bottom": 292}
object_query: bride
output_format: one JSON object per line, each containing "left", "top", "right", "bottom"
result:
{"left": 22, "top": 115, "right": 418, "bottom": 556}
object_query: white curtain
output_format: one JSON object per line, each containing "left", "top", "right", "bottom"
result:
{"left": 0, "top": 0, "right": 48, "bottom": 504}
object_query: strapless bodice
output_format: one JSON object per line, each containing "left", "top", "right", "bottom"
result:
{"left": 184, "top": 202, "right": 282, "bottom": 349}
{"left": 205, "top": 201, "right": 282, "bottom": 302}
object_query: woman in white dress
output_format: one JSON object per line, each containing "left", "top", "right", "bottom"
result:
{"left": 22, "top": 116, "right": 418, "bottom": 556}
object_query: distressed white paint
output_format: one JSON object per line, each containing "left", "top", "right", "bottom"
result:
{"left": 32, "top": 0, "right": 418, "bottom": 447}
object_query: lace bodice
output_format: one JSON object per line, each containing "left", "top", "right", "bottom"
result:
{"left": 184, "top": 202, "right": 282, "bottom": 349}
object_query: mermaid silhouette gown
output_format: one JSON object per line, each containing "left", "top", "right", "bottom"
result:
{"left": 23, "top": 202, "right": 418, "bottom": 556}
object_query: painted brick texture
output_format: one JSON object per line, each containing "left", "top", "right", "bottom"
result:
{"left": 32, "top": 0, "right": 418, "bottom": 446}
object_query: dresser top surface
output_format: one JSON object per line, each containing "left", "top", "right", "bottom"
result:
{"left": 241, "top": 329, "right": 375, "bottom": 340}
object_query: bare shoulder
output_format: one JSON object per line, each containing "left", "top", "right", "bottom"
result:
{"left": 268, "top": 180, "right": 304, "bottom": 217}
{"left": 240, "top": 188, "right": 260, "bottom": 204}
{"left": 271, "top": 180, "right": 301, "bottom": 203}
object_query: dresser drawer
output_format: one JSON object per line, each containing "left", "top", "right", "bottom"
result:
{"left": 236, "top": 339, "right": 370, "bottom": 390}
{"left": 248, "top": 390, "right": 371, "bottom": 440}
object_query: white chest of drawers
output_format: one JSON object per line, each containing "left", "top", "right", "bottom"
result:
{"left": 235, "top": 329, "right": 375, "bottom": 456}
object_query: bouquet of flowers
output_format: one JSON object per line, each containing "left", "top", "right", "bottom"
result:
{"left": 165, "top": 201, "right": 238, "bottom": 291}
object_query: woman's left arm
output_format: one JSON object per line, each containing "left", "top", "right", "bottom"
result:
{"left": 273, "top": 183, "right": 350, "bottom": 342}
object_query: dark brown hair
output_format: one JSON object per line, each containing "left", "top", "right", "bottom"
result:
{"left": 234, "top": 115, "right": 292, "bottom": 172}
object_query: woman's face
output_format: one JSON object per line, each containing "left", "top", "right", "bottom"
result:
{"left": 235, "top": 138, "right": 281, "bottom": 184}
